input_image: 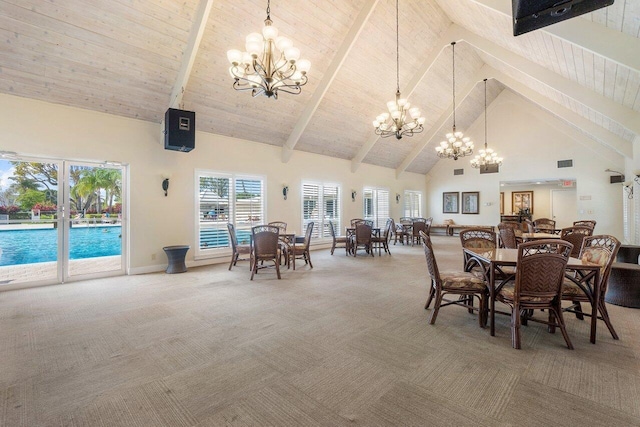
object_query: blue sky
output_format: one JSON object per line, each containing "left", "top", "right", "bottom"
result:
{"left": 0, "top": 160, "right": 14, "bottom": 190}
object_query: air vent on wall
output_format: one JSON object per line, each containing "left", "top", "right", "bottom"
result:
{"left": 454, "top": 169, "right": 464, "bottom": 176}
{"left": 557, "top": 159, "right": 573, "bottom": 168}
{"left": 610, "top": 175, "right": 624, "bottom": 184}
{"left": 479, "top": 164, "right": 499, "bottom": 174}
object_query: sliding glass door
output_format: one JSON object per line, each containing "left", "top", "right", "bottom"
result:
{"left": 0, "top": 156, "right": 125, "bottom": 287}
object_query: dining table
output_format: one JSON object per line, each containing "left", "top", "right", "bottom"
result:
{"left": 463, "top": 247, "right": 602, "bottom": 343}
{"left": 520, "top": 232, "right": 562, "bottom": 241}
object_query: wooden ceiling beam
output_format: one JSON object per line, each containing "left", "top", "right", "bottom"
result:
{"left": 351, "top": 24, "right": 459, "bottom": 173}
{"left": 281, "top": 0, "right": 379, "bottom": 163}
{"left": 469, "top": 0, "right": 640, "bottom": 73}
{"left": 395, "top": 65, "right": 486, "bottom": 178}
{"left": 168, "top": 0, "right": 214, "bottom": 109}
{"left": 489, "top": 66, "right": 632, "bottom": 158}
{"left": 453, "top": 24, "right": 640, "bottom": 136}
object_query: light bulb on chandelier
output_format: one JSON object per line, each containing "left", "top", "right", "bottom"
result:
{"left": 471, "top": 79, "right": 503, "bottom": 170}
{"left": 436, "top": 42, "right": 473, "bottom": 160}
{"left": 372, "top": 0, "right": 425, "bottom": 140}
{"left": 226, "top": 0, "right": 310, "bottom": 99}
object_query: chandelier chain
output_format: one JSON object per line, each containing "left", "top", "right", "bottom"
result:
{"left": 266, "top": 0, "right": 271, "bottom": 20}
{"left": 452, "top": 41, "right": 456, "bottom": 127}
{"left": 396, "top": 0, "right": 400, "bottom": 92}
{"left": 484, "top": 78, "right": 487, "bottom": 148}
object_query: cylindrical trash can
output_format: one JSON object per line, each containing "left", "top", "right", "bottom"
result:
{"left": 163, "top": 245, "right": 190, "bottom": 274}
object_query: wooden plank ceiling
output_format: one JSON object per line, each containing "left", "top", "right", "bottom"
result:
{"left": 0, "top": 0, "right": 638, "bottom": 175}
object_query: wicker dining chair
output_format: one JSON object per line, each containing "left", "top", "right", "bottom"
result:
{"left": 329, "top": 220, "right": 348, "bottom": 255}
{"left": 573, "top": 220, "right": 596, "bottom": 230}
{"left": 372, "top": 218, "right": 393, "bottom": 255}
{"left": 562, "top": 235, "right": 621, "bottom": 340}
{"left": 522, "top": 219, "right": 534, "bottom": 233}
{"left": 497, "top": 222, "right": 521, "bottom": 248}
{"left": 227, "top": 223, "right": 251, "bottom": 270}
{"left": 499, "top": 227, "right": 518, "bottom": 249}
{"left": 459, "top": 228, "right": 497, "bottom": 272}
{"left": 250, "top": 225, "right": 281, "bottom": 280}
{"left": 560, "top": 225, "right": 594, "bottom": 258}
{"left": 394, "top": 217, "right": 412, "bottom": 245}
{"left": 352, "top": 222, "right": 373, "bottom": 257}
{"left": 288, "top": 222, "right": 314, "bottom": 270}
{"left": 411, "top": 220, "right": 427, "bottom": 246}
{"left": 420, "top": 231, "right": 488, "bottom": 327}
{"left": 533, "top": 218, "right": 556, "bottom": 234}
{"left": 497, "top": 239, "right": 574, "bottom": 349}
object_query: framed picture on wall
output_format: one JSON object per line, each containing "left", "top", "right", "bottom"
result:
{"left": 512, "top": 191, "right": 534, "bottom": 214}
{"left": 500, "top": 192, "right": 504, "bottom": 215}
{"left": 443, "top": 192, "right": 459, "bottom": 213}
{"left": 462, "top": 191, "right": 479, "bottom": 214}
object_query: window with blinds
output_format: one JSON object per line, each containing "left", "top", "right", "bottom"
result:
{"left": 363, "top": 187, "right": 389, "bottom": 228}
{"left": 404, "top": 190, "right": 422, "bottom": 218}
{"left": 302, "top": 182, "right": 340, "bottom": 240}
{"left": 196, "top": 171, "right": 264, "bottom": 256}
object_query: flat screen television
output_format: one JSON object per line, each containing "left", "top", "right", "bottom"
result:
{"left": 512, "top": 0, "right": 615, "bottom": 36}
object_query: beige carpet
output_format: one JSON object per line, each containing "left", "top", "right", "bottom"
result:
{"left": 1, "top": 235, "right": 639, "bottom": 426}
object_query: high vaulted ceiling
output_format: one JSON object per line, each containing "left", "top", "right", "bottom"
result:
{"left": 1, "top": 0, "right": 638, "bottom": 176}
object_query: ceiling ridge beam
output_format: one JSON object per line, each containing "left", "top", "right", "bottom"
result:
{"left": 281, "top": 0, "right": 380, "bottom": 163}
{"left": 489, "top": 66, "right": 632, "bottom": 158}
{"left": 351, "top": 24, "right": 460, "bottom": 173}
{"left": 395, "top": 64, "right": 486, "bottom": 178}
{"left": 468, "top": 0, "right": 640, "bottom": 73}
{"left": 168, "top": 0, "right": 214, "bottom": 109}
{"left": 454, "top": 24, "right": 640, "bottom": 135}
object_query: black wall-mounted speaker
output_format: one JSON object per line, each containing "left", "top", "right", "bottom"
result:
{"left": 610, "top": 175, "right": 625, "bottom": 184}
{"left": 164, "top": 108, "right": 195, "bottom": 152}
{"left": 512, "top": 0, "right": 614, "bottom": 36}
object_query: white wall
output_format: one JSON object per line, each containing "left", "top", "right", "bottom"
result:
{"left": 426, "top": 90, "right": 625, "bottom": 238}
{"left": 0, "top": 94, "right": 427, "bottom": 273}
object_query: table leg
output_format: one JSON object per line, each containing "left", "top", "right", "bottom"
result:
{"left": 590, "top": 270, "right": 600, "bottom": 344}
{"left": 490, "top": 262, "right": 496, "bottom": 336}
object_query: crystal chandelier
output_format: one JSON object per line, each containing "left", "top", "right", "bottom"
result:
{"left": 226, "top": 0, "right": 310, "bottom": 99}
{"left": 471, "top": 79, "right": 503, "bottom": 170}
{"left": 436, "top": 42, "right": 473, "bottom": 160}
{"left": 372, "top": 0, "right": 425, "bottom": 140}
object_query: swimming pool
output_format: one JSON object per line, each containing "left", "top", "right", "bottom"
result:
{"left": 0, "top": 226, "right": 122, "bottom": 266}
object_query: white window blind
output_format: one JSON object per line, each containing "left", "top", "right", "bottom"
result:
{"left": 404, "top": 190, "right": 422, "bottom": 218}
{"left": 363, "top": 187, "right": 389, "bottom": 228}
{"left": 196, "top": 172, "right": 264, "bottom": 256}
{"left": 302, "top": 182, "right": 340, "bottom": 240}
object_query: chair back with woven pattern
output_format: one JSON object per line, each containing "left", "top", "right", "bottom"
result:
{"left": 561, "top": 226, "right": 594, "bottom": 258}
{"left": 252, "top": 225, "right": 280, "bottom": 259}
{"left": 498, "top": 221, "right": 520, "bottom": 232}
{"left": 573, "top": 220, "right": 596, "bottom": 230}
{"left": 355, "top": 222, "right": 372, "bottom": 245}
{"left": 328, "top": 220, "right": 337, "bottom": 239}
{"left": 412, "top": 217, "right": 427, "bottom": 223}
{"left": 351, "top": 218, "right": 364, "bottom": 227}
{"left": 533, "top": 218, "right": 556, "bottom": 233}
{"left": 579, "top": 235, "right": 620, "bottom": 296}
{"left": 499, "top": 227, "right": 518, "bottom": 249}
{"left": 399, "top": 217, "right": 412, "bottom": 225}
{"left": 381, "top": 218, "right": 393, "bottom": 239}
{"left": 420, "top": 231, "right": 441, "bottom": 287}
{"left": 515, "top": 240, "right": 572, "bottom": 302}
{"left": 268, "top": 221, "right": 287, "bottom": 233}
{"left": 425, "top": 217, "right": 433, "bottom": 235}
{"left": 459, "top": 228, "right": 497, "bottom": 251}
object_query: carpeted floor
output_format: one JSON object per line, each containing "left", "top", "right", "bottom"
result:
{"left": 1, "top": 235, "right": 639, "bottom": 426}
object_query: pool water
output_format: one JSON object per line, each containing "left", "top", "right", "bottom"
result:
{"left": 0, "top": 226, "right": 122, "bottom": 266}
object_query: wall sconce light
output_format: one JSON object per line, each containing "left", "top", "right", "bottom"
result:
{"left": 395, "top": 193, "right": 400, "bottom": 204}
{"left": 351, "top": 190, "right": 357, "bottom": 202}
{"left": 162, "top": 178, "right": 170, "bottom": 197}
{"left": 282, "top": 185, "right": 289, "bottom": 200}
{"left": 161, "top": 173, "right": 171, "bottom": 197}
{"left": 624, "top": 181, "right": 634, "bottom": 199}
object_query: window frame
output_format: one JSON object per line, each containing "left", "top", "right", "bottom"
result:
{"left": 195, "top": 169, "right": 266, "bottom": 259}
{"left": 403, "top": 190, "right": 423, "bottom": 218}
{"left": 363, "top": 186, "right": 390, "bottom": 228}
{"left": 301, "top": 181, "right": 341, "bottom": 242}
